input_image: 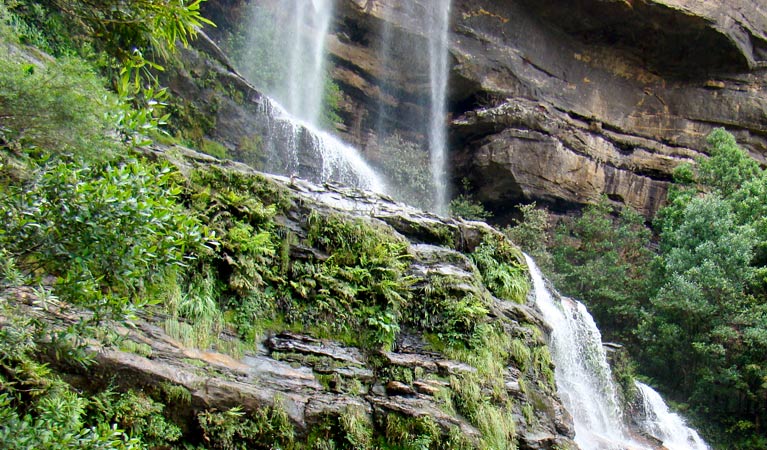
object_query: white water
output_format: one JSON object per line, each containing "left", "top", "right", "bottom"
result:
{"left": 258, "top": 98, "right": 385, "bottom": 192}
{"left": 236, "top": 1, "right": 385, "bottom": 193}
{"left": 285, "top": 0, "right": 334, "bottom": 126}
{"left": 427, "top": 0, "right": 451, "bottom": 215}
{"left": 525, "top": 254, "right": 640, "bottom": 449}
{"left": 635, "top": 382, "right": 709, "bottom": 450}
{"left": 524, "top": 254, "right": 711, "bottom": 449}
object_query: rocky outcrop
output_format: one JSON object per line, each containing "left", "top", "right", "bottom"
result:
{"left": 194, "top": 0, "right": 767, "bottom": 220}
{"left": 1, "top": 146, "right": 578, "bottom": 449}
{"left": 325, "top": 0, "right": 767, "bottom": 220}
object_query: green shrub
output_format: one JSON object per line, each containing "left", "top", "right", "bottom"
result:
{"left": 504, "top": 202, "right": 549, "bottom": 257}
{"left": 197, "top": 404, "right": 295, "bottom": 450}
{"left": 92, "top": 390, "right": 182, "bottom": 446}
{"left": 0, "top": 46, "right": 120, "bottom": 159}
{"left": 0, "top": 159, "right": 209, "bottom": 319}
{"left": 449, "top": 178, "right": 492, "bottom": 221}
{"left": 0, "top": 309, "right": 141, "bottom": 449}
{"left": 549, "top": 198, "right": 652, "bottom": 343}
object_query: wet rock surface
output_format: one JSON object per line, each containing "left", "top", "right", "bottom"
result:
{"left": 2, "top": 146, "right": 580, "bottom": 448}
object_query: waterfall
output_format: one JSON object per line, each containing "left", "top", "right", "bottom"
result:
{"left": 427, "top": 0, "right": 451, "bottom": 215}
{"left": 635, "top": 382, "right": 709, "bottom": 450}
{"left": 374, "top": 1, "right": 451, "bottom": 213}
{"left": 524, "top": 254, "right": 639, "bottom": 449}
{"left": 234, "top": 0, "right": 385, "bottom": 193}
{"left": 285, "top": 0, "right": 333, "bottom": 126}
{"left": 257, "top": 99, "right": 385, "bottom": 193}
{"left": 524, "top": 255, "right": 708, "bottom": 449}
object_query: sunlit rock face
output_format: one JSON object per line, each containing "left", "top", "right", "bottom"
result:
{"left": 199, "top": 0, "right": 767, "bottom": 220}
{"left": 327, "top": 0, "right": 767, "bottom": 221}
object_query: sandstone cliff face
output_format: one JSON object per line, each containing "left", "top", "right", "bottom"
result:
{"left": 197, "top": 0, "right": 767, "bottom": 220}
{"left": 325, "top": 0, "right": 767, "bottom": 221}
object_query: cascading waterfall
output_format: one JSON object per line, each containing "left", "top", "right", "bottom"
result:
{"left": 237, "top": 0, "right": 384, "bottom": 193}
{"left": 374, "top": 1, "right": 452, "bottom": 213}
{"left": 427, "top": 0, "right": 451, "bottom": 215}
{"left": 257, "top": 99, "right": 385, "bottom": 192}
{"left": 524, "top": 254, "right": 639, "bottom": 449}
{"left": 524, "top": 254, "right": 709, "bottom": 449}
{"left": 635, "top": 382, "right": 709, "bottom": 450}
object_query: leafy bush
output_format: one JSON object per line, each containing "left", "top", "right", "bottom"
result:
{"left": 504, "top": 202, "right": 549, "bottom": 257}
{"left": 0, "top": 46, "right": 120, "bottom": 159}
{"left": 91, "top": 389, "right": 182, "bottom": 446}
{"left": 449, "top": 178, "right": 492, "bottom": 221}
{"left": 0, "top": 158, "right": 208, "bottom": 318}
{"left": 197, "top": 404, "right": 294, "bottom": 450}
{"left": 0, "top": 310, "right": 142, "bottom": 449}
{"left": 410, "top": 274, "right": 490, "bottom": 346}
{"left": 698, "top": 128, "right": 760, "bottom": 198}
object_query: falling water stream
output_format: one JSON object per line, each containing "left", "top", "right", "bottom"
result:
{"left": 285, "top": 0, "right": 334, "bottom": 126}
{"left": 524, "top": 254, "right": 709, "bottom": 450}
{"left": 379, "top": 0, "right": 452, "bottom": 212}
{"left": 257, "top": 98, "right": 385, "bottom": 192}
{"left": 635, "top": 382, "right": 709, "bottom": 450}
{"left": 427, "top": 0, "right": 451, "bottom": 215}
{"left": 238, "top": 0, "right": 385, "bottom": 193}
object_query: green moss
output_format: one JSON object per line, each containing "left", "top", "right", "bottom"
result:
{"left": 379, "top": 366, "right": 416, "bottom": 385}
{"left": 284, "top": 212, "right": 413, "bottom": 350}
{"left": 521, "top": 403, "right": 536, "bottom": 426}
{"left": 509, "top": 338, "right": 532, "bottom": 372}
{"left": 118, "top": 339, "right": 153, "bottom": 358}
{"left": 158, "top": 382, "right": 192, "bottom": 406}
{"left": 182, "top": 357, "right": 208, "bottom": 368}
{"left": 448, "top": 373, "right": 516, "bottom": 450}
{"left": 407, "top": 274, "right": 491, "bottom": 348}
{"left": 235, "top": 133, "right": 265, "bottom": 170}
{"left": 200, "top": 137, "right": 229, "bottom": 159}
{"left": 532, "top": 346, "right": 556, "bottom": 392}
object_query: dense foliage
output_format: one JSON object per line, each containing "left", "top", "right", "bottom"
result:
{"left": 0, "top": 2, "right": 542, "bottom": 448}
{"left": 549, "top": 199, "right": 653, "bottom": 345}
{"left": 543, "top": 128, "right": 767, "bottom": 448}
{"left": 13, "top": 0, "right": 767, "bottom": 447}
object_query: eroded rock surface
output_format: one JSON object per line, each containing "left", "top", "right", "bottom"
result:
{"left": 1, "top": 146, "right": 578, "bottom": 449}
{"left": 326, "top": 0, "right": 767, "bottom": 220}
{"left": 194, "top": 0, "right": 767, "bottom": 221}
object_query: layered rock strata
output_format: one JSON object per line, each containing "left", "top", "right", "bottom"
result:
{"left": 1, "top": 146, "right": 579, "bottom": 449}
{"left": 328, "top": 0, "right": 767, "bottom": 220}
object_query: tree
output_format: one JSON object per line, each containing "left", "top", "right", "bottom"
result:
{"left": 639, "top": 129, "right": 767, "bottom": 447}
{"left": 504, "top": 202, "right": 549, "bottom": 258}
{"left": 698, "top": 128, "right": 760, "bottom": 198}
{"left": 549, "top": 199, "right": 653, "bottom": 344}
{"left": 640, "top": 195, "right": 755, "bottom": 384}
